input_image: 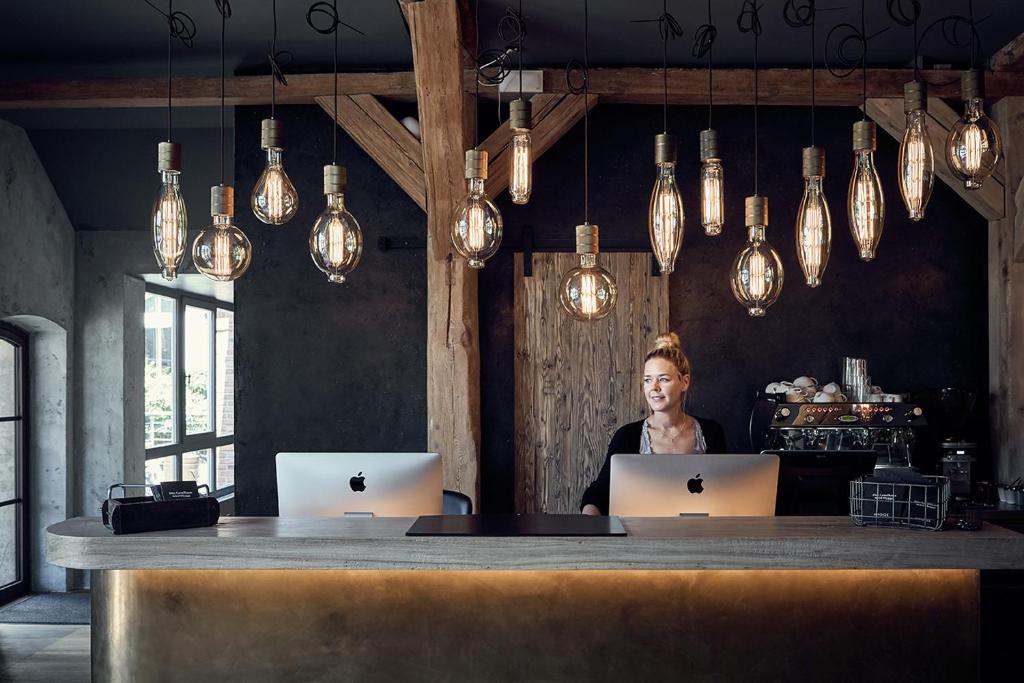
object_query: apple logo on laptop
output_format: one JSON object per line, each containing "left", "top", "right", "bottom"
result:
{"left": 350, "top": 472, "right": 366, "bottom": 493}
{"left": 686, "top": 474, "right": 704, "bottom": 495}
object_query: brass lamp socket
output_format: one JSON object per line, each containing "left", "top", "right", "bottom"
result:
{"left": 852, "top": 120, "right": 876, "bottom": 152}
{"left": 509, "top": 99, "right": 532, "bottom": 131}
{"left": 575, "top": 223, "right": 600, "bottom": 255}
{"left": 323, "top": 164, "right": 347, "bottom": 195}
{"left": 260, "top": 118, "right": 283, "bottom": 150}
{"left": 744, "top": 195, "right": 768, "bottom": 227}
{"left": 654, "top": 133, "right": 678, "bottom": 164}
{"left": 903, "top": 81, "right": 927, "bottom": 113}
{"left": 210, "top": 185, "right": 234, "bottom": 217}
{"left": 801, "top": 146, "right": 826, "bottom": 178}
{"left": 699, "top": 128, "right": 719, "bottom": 161}
{"left": 157, "top": 141, "right": 181, "bottom": 173}
{"left": 465, "top": 149, "right": 488, "bottom": 180}
{"left": 961, "top": 69, "right": 984, "bottom": 101}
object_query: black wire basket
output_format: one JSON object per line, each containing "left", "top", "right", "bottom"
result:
{"left": 849, "top": 476, "right": 950, "bottom": 531}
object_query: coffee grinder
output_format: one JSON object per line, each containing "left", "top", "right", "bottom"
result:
{"left": 936, "top": 388, "right": 977, "bottom": 498}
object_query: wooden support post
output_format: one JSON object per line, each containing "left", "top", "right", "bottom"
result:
{"left": 316, "top": 94, "right": 426, "bottom": 211}
{"left": 865, "top": 97, "right": 1005, "bottom": 221}
{"left": 991, "top": 31, "right": 1024, "bottom": 71}
{"left": 402, "top": 0, "right": 481, "bottom": 506}
{"left": 478, "top": 93, "right": 597, "bottom": 198}
{"left": 990, "top": 97, "right": 1024, "bottom": 485}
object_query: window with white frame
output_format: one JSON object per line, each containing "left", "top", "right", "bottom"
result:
{"left": 144, "top": 287, "right": 235, "bottom": 494}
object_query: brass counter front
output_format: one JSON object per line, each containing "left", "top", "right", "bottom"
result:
{"left": 93, "top": 568, "right": 978, "bottom": 682}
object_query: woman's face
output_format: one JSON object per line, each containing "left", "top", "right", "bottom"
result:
{"left": 643, "top": 357, "right": 691, "bottom": 414}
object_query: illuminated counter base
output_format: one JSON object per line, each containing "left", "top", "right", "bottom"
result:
{"left": 92, "top": 568, "right": 977, "bottom": 681}
{"left": 49, "top": 517, "right": 1022, "bottom": 681}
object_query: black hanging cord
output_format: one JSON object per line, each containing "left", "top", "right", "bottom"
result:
{"left": 738, "top": 1, "right": 762, "bottom": 193}
{"left": 584, "top": 0, "right": 589, "bottom": 223}
{"left": 475, "top": 0, "right": 480, "bottom": 147}
{"left": 216, "top": 0, "right": 231, "bottom": 186}
{"left": 783, "top": 1, "right": 818, "bottom": 145}
{"left": 886, "top": 1, "right": 921, "bottom": 79}
{"left": 691, "top": 0, "right": 716, "bottom": 129}
{"left": 146, "top": 0, "right": 196, "bottom": 141}
{"left": 306, "top": 1, "right": 365, "bottom": 164}
{"left": 860, "top": 0, "right": 866, "bottom": 120}
{"left": 518, "top": 0, "right": 524, "bottom": 101}
{"left": 268, "top": 0, "right": 293, "bottom": 117}
{"left": 632, "top": 4, "right": 682, "bottom": 134}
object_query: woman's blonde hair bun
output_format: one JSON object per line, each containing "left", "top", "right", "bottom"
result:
{"left": 645, "top": 331, "right": 691, "bottom": 376}
{"left": 653, "top": 332, "right": 682, "bottom": 352}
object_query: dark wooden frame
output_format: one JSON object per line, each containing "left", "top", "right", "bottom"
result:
{"left": 0, "top": 322, "right": 30, "bottom": 605}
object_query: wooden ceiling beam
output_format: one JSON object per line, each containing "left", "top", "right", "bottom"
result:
{"left": 478, "top": 93, "right": 597, "bottom": 198}
{"left": 991, "top": 32, "right": 1024, "bottom": 71}
{"left": 5, "top": 68, "right": 1024, "bottom": 110}
{"left": 316, "top": 94, "right": 426, "bottom": 211}
{"left": 865, "top": 97, "right": 1005, "bottom": 221}
{"left": 402, "top": 0, "right": 481, "bottom": 508}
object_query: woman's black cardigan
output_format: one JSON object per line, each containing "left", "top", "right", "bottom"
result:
{"left": 579, "top": 416, "right": 728, "bottom": 515}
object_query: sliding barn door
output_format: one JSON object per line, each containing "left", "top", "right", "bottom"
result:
{"left": 514, "top": 253, "right": 670, "bottom": 513}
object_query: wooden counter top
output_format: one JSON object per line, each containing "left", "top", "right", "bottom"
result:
{"left": 46, "top": 516, "right": 1024, "bottom": 570}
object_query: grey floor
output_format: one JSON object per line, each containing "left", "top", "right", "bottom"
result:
{"left": 0, "top": 624, "right": 89, "bottom": 683}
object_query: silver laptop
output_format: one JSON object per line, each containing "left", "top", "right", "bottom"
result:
{"left": 276, "top": 452, "right": 443, "bottom": 517}
{"left": 609, "top": 454, "right": 780, "bottom": 516}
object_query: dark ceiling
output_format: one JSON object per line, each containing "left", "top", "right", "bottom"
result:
{"left": 1, "top": 1, "right": 1020, "bottom": 81}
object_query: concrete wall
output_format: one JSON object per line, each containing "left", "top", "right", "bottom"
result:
{"left": 0, "top": 119, "right": 75, "bottom": 592}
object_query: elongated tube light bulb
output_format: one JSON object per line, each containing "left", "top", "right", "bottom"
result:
{"left": 699, "top": 129, "right": 724, "bottom": 236}
{"left": 251, "top": 119, "right": 299, "bottom": 225}
{"left": 310, "top": 164, "right": 363, "bottom": 284}
{"left": 730, "top": 195, "right": 783, "bottom": 317}
{"left": 648, "top": 133, "right": 685, "bottom": 275}
{"left": 509, "top": 99, "right": 533, "bottom": 205}
{"left": 452, "top": 150, "right": 502, "bottom": 269}
{"left": 151, "top": 141, "right": 188, "bottom": 281}
{"left": 559, "top": 223, "right": 617, "bottom": 321}
{"left": 848, "top": 121, "right": 884, "bottom": 261}
{"left": 192, "top": 185, "right": 253, "bottom": 282}
{"left": 897, "top": 81, "right": 934, "bottom": 221}
{"left": 795, "top": 146, "right": 832, "bottom": 288}
{"left": 946, "top": 70, "right": 1002, "bottom": 191}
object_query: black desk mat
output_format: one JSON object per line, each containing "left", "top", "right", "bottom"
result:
{"left": 406, "top": 514, "right": 627, "bottom": 536}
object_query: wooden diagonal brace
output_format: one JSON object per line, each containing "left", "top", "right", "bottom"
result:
{"left": 316, "top": 94, "right": 426, "bottom": 211}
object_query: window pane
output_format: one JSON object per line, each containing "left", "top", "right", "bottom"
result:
{"left": 0, "top": 340, "right": 15, "bottom": 418}
{"left": 0, "top": 504, "right": 18, "bottom": 587}
{"left": 0, "top": 422, "right": 15, "bottom": 502}
{"left": 216, "top": 444, "right": 234, "bottom": 489}
{"left": 216, "top": 309, "right": 234, "bottom": 437}
{"left": 145, "top": 455, "right": 177, "bottom": 486}
{"left": 144, "top": 293, "right": 176, "bottom": 448}
{"left": 184, "top": 306, "right": 213, "bottom": 435}
{"left": 182, "top": 449, "right": 212, "bottom": 490}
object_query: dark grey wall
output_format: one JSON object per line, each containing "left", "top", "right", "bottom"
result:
{"left": 480, "top": 103, "right": 989, "bottom": 512}
{"left": 233, "top": 105, "right": 427, "bottom": 516}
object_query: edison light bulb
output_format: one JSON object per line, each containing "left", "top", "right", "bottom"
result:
{"left": 796, "top": 146, "right": 831, "bottom": 288}
{"left": 699, "top": 129, "right": 724, "bottom": 236}
{"left": 251, "top": 119, "right": 298, "bottom": 225}
{"left": 848, "top": 121, "right": 884, "bottom": 261}
{"left": 452, "top": 150, "right": 502, "bottom": 269}
{"left": 192, "top": 185, "right": 253, "bottom": 282}
{"left": 897, "top": 82, "right": 934, "bottom": 221}
{"left": 559, "top": 224, "right": 617, "bottom": 321}
{"left": 649, "top": 133, "right": 685, "bottom": 275}
{"left": 509, "top": 99, "right": 533, "bottom": 205}
{"left": 310, "top": 164, "right": 362, "bottom": 284}
{"left": 946, "top": 70, "right": 1002, "bottom": 191}
{"left": 730, "top": 196, "right": 783, "bottom": 317}
{"left": 151, "top": 142, "right": 188, "bottom": 281}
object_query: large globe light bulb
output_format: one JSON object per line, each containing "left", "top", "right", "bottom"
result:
{"left": 310, "top": 164, "right": 363, "bottom": 284}
{"left": 251, "top": 119, "right": 299, "bottom": 225}
{"left": 559, "top": 224, "right": 617, "bottom": 322}
{"left": 451, "top": 150, "right": 502, "bottom": 269}
{"left": 192, "top": 185, "right": 253, "bottom": 282}
{"left": 731, "top": 195, "right": 783, "bottom": 317}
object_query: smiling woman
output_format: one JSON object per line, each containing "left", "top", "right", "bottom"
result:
{"left": 580, "top": 332, "right": 727, "bottom": 516}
